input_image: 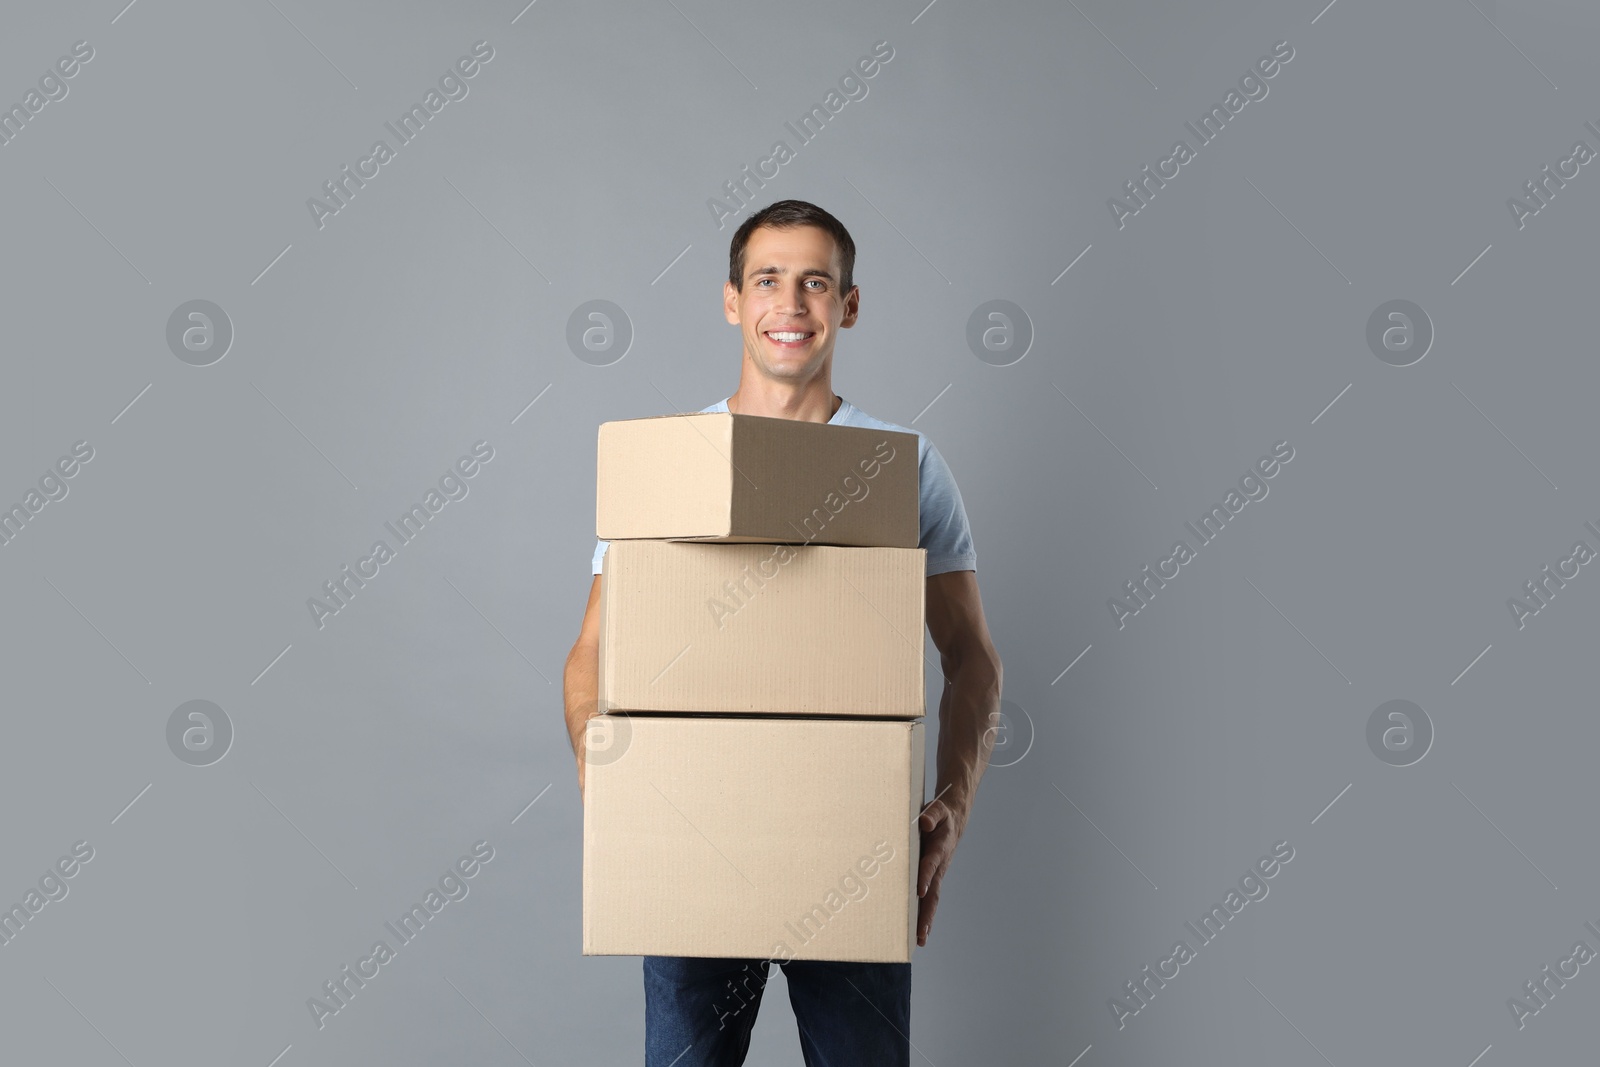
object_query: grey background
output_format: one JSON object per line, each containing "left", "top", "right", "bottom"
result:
{"left": 2, "top": 0, "right": 1597, "bottom": 1063}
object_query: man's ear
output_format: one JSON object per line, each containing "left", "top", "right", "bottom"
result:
{"left": 724, "top": 280, "right": 740, "bottom": 325}
{"left": 840, "top": 285, "right": 860, "bottom": 328}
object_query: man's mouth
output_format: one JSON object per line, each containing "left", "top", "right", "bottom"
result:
{"left": 765, "top": 330, "right": 814, "bottom": 348}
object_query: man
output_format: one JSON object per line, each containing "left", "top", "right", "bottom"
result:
{"left": 563, "top": 199, "right": 1003, "bottom": 1066}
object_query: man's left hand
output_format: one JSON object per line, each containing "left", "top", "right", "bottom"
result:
{"left": 916, "top": 792, "right": 968, "bottom": 947}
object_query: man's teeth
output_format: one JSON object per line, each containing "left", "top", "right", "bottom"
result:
{"left": 768, "top": 332, "right": 810, "bottom": 341}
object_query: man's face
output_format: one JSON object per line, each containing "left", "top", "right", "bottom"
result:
{"left": 724, "top": 224, "right": 858, "bottom": 386}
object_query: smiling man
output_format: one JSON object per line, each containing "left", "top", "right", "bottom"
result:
{"left": 564, "top": 199, "right": 1003, "bottom": 1066}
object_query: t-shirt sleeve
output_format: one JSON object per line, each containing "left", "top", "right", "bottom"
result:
{"left": 918, "top": 440, "right": 977, "bottom": 576}
{"left": 592, "top": 538, "right": 608, "bottom": 575}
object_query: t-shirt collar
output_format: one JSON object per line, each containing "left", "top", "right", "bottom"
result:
{"left": 719, "top": 396, "right": 849, "bottom": 424}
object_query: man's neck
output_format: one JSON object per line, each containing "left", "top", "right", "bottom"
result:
{"left": 727, "top": 387, "right": 840, "bottom": 424}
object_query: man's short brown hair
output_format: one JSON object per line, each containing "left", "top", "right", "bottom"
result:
{"left": 728, "top": 200, "right": 857, "bottom": 294}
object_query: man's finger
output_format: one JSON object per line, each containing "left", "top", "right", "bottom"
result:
{"left": 917, "top": 834, "right": 950, "bottom": 896}
{"left": 917, "top": 879, "right": 940, "bottom": 945}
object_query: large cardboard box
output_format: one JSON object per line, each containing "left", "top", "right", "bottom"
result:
{"left": 582, "top": 715, "right": 925, "bottom": 962}
{"left": 599, "top": 540, "right": 925, "bottom": 717}
{"left": 596, "top": 412, "right": 919, "bottom": 547}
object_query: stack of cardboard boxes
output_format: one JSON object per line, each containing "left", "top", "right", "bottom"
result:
{"left": 582, "top": 409, "right": 927, "bottom": 963}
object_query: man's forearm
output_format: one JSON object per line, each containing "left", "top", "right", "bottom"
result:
{"left": 563, "top": 643, "right": 600, "bottom": 784}
{"left": 932, "top": 658, "right": 1002, "bottom": 813}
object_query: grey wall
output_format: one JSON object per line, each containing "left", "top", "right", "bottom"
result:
{"left": 3, "top": 0, "right": 1598, "bottom": 1063}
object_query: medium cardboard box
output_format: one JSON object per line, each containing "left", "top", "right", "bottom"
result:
{"left": 582, "top": 715, "right": 925, "bottom": 962}
{"left": 599, "top": 540, "right": 925, "bottom": 717}
{"left": 596, "top": 412, "right": 919, "bottom": 547}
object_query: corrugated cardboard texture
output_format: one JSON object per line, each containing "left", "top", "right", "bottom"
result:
{"left": 596, "top": 412, "right": 918, "bottom": 547}
{"left": 600, "top": 541, "right": 925, "bottom": 717}
{"left": 583, "top": 716, "right": 924, "bottom": 962}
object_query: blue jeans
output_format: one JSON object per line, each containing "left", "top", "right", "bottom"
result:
{"left": 643, "top": 955, "right": 912, "bottom": 1066}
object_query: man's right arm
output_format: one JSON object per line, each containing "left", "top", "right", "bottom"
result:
{"left": 563, "top": 574, "right": 603, "bottom": 798}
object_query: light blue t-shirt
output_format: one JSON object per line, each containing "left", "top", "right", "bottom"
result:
{"left": 592, "top": 396, "right": 976, "bottom": 576}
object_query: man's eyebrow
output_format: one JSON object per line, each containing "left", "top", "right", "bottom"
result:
{"left": 746, "top": 265, "right": 836, "bottom": 281}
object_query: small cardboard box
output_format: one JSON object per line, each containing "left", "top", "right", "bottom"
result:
{"left": 582, "top": 715, "right": 925, "bottom": 962}
{"left": 599, "top": 540, "right": 925, "bottom": 717}
{"left": 596, "top": 412, "right": 918, "bottom": 547}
